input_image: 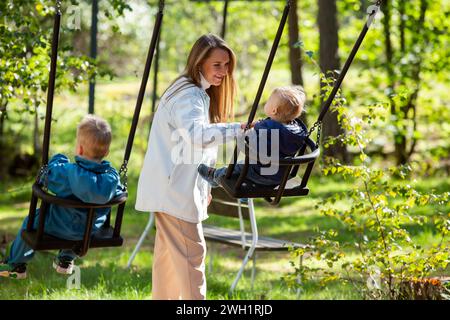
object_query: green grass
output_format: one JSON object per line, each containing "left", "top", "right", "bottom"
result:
{"left": 1, "top": 172, "right": 448, "bottom": 300}
{"left": 1, "top": 80, "right": 448, "bottom": 300}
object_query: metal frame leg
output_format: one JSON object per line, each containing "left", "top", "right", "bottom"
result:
{"left": 230, "top": 246, "right": 256, "bottom": 294}
{"left": 251, "top": 252, "right": 256, "bottom": 289}
{"left": 229, "top": 199, "right": 258, "bottom": 294}
{"left": 126, "top": 212, "right": 154, "bottom": 268}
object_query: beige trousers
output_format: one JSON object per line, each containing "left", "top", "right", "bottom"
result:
{"left": 151, "top": 212, "right": 207, "bottom": 300}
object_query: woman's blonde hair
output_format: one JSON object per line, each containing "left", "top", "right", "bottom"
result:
{"left": 168, "top": 34, "right": 237, "bottom": 123}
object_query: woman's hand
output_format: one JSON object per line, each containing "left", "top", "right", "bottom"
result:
{"left": 240, "top": 121, "right": 257, "bottom": 130}
{"left": 207, "top": 193, "right": 212, "bottom": 206}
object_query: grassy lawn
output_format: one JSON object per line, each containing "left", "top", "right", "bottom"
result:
{"left": 1, "top": 172, "right": 448, "bottom": 300}
{"left": 1, "top": 80, "right": 448, "bottom": 300}
{"left": 0, "top": 175, "right": 354, "bottom": 300}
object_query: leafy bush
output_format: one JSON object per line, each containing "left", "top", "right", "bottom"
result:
{"left": 286, "top": 101, "right": 449, "bottom": 300}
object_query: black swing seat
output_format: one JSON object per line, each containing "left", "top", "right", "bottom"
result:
{"left": 21, "top": 183, "right": 128, "bottom": 255}
{"left": 21, "top": 224, "right": 123, "bottom": 251}
{"left": 218, "top": 175, "right": 310, "bottom": 199}
{"left": 218, "top": 138, "right": 320, "bottom": 202}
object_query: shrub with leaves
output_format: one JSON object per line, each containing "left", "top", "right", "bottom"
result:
{"left": 286, "top": 101, "right": 449, "bottom": 300}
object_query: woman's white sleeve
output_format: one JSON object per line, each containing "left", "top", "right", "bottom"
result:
{"left": 172, "top": 95, "right": 242, "bottom": 149}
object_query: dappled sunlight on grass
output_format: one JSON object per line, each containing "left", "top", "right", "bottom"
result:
{"left": 1, "top": 171, "right": 447, "bottom": 299}
{"left": 0, "top": 79, "right": 448, "bottom": 298}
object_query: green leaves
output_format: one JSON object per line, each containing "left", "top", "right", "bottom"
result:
{"left": 310, "top": 157, "right": 449, "bottom": 299}
{"left": 288, "top": 74, "right": 449, "bottom": 298}
{"left": 1, "top": 0, "right": 132, "bottom": 102}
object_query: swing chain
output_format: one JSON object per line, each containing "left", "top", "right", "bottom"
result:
{"left": 56, "top": 0, "right": 62, "bottom": 12}
{"left": 307, "top": 120, "right": 322, "bottom": 145}
{"left": 370, "top": 0, "right": 383, "bottom": 13}
{"left": 316, "top": 121, "right": 322, "bottom": 144}
{"left": 119, "top": 160, "right": 128, "bottom": 189}
{"left": 36, "top": 164, "right": 49, "bottom": 190}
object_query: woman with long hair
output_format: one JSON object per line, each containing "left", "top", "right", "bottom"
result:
{"left": 136, "top": 34, "right": 245, "bottom": 300}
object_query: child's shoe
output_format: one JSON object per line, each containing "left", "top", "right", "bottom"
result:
{"left": 0, "top": 262, "right": 27, "bottom": 279}
{"left": 53, "top": 257, "right": 74, "bottom": 275}
{"left": 198, "top": 164, "right": 219, "bottom": 188}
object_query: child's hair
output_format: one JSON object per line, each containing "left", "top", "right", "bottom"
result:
{"left": 76, "top": 115, "right": 112, "bottom": 160}
{"left": 272, "top": 86, "right": 306, "bottom": 123}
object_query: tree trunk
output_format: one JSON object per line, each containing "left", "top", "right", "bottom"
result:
{"left": 404, "top": 0, "right": 428, "bottom": 161}
{"left": 398, "top": 0, "right": 406, "bottom": 53}
{"left": 382, "top": 0, "right": 394, "bottom": 84}
{"left": 288, "top": 0, "right": 303, "bottom": 86}
{"left": 318, "top": 0, "right": 347, "bottom": 162}
{"left": 382, "top": 0, "right": 406, "bottom": 163}
{"left": 288, "top": 0, "right": 307, "bottom": 123}
{"left": 385, "top": 0, "right": 428, "bottom": 165}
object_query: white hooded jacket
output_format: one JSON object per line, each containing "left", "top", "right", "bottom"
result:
{"left": 135, "top": 76, "right": 242, "bottom": 223}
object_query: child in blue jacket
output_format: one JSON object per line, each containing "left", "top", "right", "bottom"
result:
{"left": 198, "top": 86, "right": 307, "bottom": 187}
{"left": 0, "top": 115, "right": 125, "bottom": 279}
